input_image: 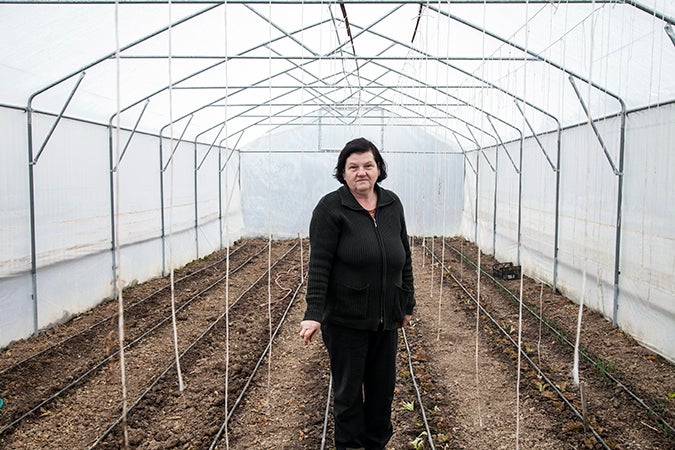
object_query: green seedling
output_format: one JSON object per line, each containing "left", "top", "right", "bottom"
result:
{"left": 401, "top": 400, "right": 415, "bottom": 411}
{"left": 410, "top": 431, "right": 427, "bottom": 450}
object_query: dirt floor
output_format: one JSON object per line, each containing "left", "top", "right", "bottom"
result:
{"left": 0, "top": 237, "right": 673, "bottom": 450}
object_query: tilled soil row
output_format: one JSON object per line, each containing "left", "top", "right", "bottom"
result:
{"left": 0, "top": 237, "right": 672, "bottom": 450}
{"left": 97, "top": 241, "right": 305, "bottom": 449}
{"left": 0, "top": 239, "right": 299, "bottom": 449}
{"left": 418, "top": 237, "right": 674, "bottom": 450}
{"left": 0, "top": 239, "right": 267, "bottom": 434}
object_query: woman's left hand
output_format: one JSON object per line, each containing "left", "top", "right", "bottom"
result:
{"left": 299, "top": 320, "right": 321, "bottom": 345}
{"left": 400, "top": 314, "right": 412, "bottom": 327}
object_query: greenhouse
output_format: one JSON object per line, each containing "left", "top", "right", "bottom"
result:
{"left": 0, "top": 1, "right": 673, "bottom": 449}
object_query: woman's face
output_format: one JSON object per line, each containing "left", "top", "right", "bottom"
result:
{"left": 344, "top": 150, "right": 380, "bottom": 197}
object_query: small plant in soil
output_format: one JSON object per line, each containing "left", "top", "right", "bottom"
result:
{"left": 410, "top": 431, "right": 427, "bottom": 449}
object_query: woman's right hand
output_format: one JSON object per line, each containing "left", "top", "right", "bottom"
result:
{"left": 299, "top": 320, "right": 321, "bottom": 345}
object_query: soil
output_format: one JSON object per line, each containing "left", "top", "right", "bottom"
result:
{"left": 0, "top": 236, "right": 673, "bottom": 450}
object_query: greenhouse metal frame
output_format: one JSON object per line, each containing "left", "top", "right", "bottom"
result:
{"left": 1, "top": 0, "right": 673, "bottom": 362}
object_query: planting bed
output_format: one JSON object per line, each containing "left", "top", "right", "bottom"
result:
{"left": 0, "top": 237, "right": 673, "bottom": 449}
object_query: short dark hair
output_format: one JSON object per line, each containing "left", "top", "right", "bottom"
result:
{"left": 333, "top": 137, "right": 388, "bottom": 185}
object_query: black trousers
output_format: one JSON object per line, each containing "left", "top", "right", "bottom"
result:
{"left": 321, "top": 322, "right": 398, "bottom": 450}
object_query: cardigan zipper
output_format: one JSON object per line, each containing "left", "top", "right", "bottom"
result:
{"left": 371, "top": 211, "right": 387, "bottom": 327}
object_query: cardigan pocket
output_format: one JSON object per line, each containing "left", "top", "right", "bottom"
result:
{"left": 391, "top": 284, "right": 413, "bottom": 322}
{"left": 333, "top": 282, "right": 369, "bottom": 319}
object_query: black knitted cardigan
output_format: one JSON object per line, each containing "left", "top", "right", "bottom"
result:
{"left": 303, "top": 184, "right": 415, "bottom": 331}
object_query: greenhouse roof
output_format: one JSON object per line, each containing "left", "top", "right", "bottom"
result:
{"left": 1, "top": 0, "right": 674, "bottom": 148}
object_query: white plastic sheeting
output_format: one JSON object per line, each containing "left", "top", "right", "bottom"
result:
{"left": 240, "top": 123, "right": 464, "bottom": 238}
{"left": 0, "top": 107, "right": 243, "bottom": 346}
{"left": 462, "top": 104, "right": 675, "bottom": 361}
{"left": 1, "top": 1, "right": 674, "bottom": 145}
{"left": 0, "top": 1, "right": 673, "bottom": 361}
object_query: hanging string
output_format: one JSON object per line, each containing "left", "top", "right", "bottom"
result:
{"left": 436, "top": 0, "right": 452, "bottom": 343}
{"left": 514, "top": 0, "right": 532, "bottom": 444}
{"left": 537, "top": 280, "right": 544, "bottom": 369}
{"left": 573, "top": 271, "right": 586, "bottom": 385}
{"left": 266, "top": 0, "right": 274, "bottom": 409}
{"left": 166, "top": 0, "right": 186, "bottom": 394}
{"left": 572, "top": 0, "right": 598, "bottom": 390}
{"left": 113, "top": 2, "right": 129, "bottom": 448}
{"left": 515, "top": 266, "right": 525, "bottom": 449}
{"left": 471, "top": 0, "right": 490, "bottom": 431}
{"left": 434, "top": 0, "right": 444, "bottom": 342}
{"left": 222, "top": 2, "right": 230, "bottom": 448}
{"left": 299, "top": 0, "right": 306, "bottom": 254}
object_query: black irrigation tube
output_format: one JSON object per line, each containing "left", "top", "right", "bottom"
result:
{"left": 320, "top": 375, "right": 332, "bottom": 450}
{"left": 0, "top": 241, "right": 255, "bottom": 376}
{"left": 401, "top": 327, "right": 436, "bottom": 450}
{"left": 90, "top": 242, "right": 300, "bottom": 449}
{"left": 423, "top": 244, "right": 612, "bottom": 450}
{"left": 209, "top": 268, "right": 306, "bottom": 449}
{"left": 0, "top": 242, "right": 266, "bottom": 436}
{"left": 315, "top": 329, "right": 437, "bottom": 450}
{"left": 443, "top": 241, "right": 675, "bottom": 435}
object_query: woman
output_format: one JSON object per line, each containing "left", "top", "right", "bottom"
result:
{"left": 299, "top": 137, "right": 415, "bottom": 450}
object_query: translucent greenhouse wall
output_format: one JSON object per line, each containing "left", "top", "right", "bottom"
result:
{"left": 239, "top": 124, "right": 464, "bottom": 239}
{"left": 1, "top": 103, "right": 673, "bottom": 362}
{"left": 461, "top": 104, "right": 675, "bottom": 362}
{"left": 0, "top": 106, "right": 243, "bottom": 348}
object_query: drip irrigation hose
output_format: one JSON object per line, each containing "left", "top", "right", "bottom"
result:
{"left": 209, "top": 271, "right": 307, "bottom": 450}
{"left": 442, "top": 241, "right": 675, "bottom": 434}
{"left": 0, "top": 242, "right": 265, "bottom": 436}
{"left": 423, "top": 244, "right": 612, "bottom": 450}
{"left": 402, "top": 327, "right": 436, "bottom": 450}
{"left": 0, "top": 242, "right": 253, "bottom": 377}
{"left": 91, "top": 243, "right": 300, "bottom": 448}
{"left": 320, "top": 375, "right": 332, "bottom": 450}
{"left": 316, "top": 329, "right": 438, "bottom": 450}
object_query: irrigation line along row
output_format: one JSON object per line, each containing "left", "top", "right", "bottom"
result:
{"left": 0, "top": 243, "right": 267, "bottom": 436}
{"left": 320, "top": 375, "right": 333, "bottom": 450}
{"left": 422, "top": 244, "right": 612, "bottom": 450}
{"left": 314, "top": 329, "right": 437, "bottom": 450}
{"left": 443, "top": 241, "right": 674, "bottom": 434}
{"left": 92, "top": 242, "right": 300, "bottom": 449}
{"left": 209, "top": 269, "right": 307, "bottom": 450}
{"left": 0, "top": 242, "right": 253, "bottom": 377}
{"left": 401, "top": 327, "right": 436, "bottom": 450}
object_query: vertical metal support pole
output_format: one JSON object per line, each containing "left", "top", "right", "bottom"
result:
{"left": 108, "top": 125, "right": 118, "bottom": 306}
{"left": 492, "top": 145, "right": 498, "bottom": 255}
{"left": 218, "top": 145, "right": 223, "bottom": 250}
{"left": 25, "top": 71, "right": 86, "bottom": 335}
{"left": 517, "top": 136, "right": 523, "bottom": 265}
{"left": 380, "top": 113, "right": 385, "bottom": 149}
{"left": 474, "top": 148, "right": 479, "bottom": 243}
{"left": 159, "top": 136, "right": 167, "bottom": 277}
{"left": 26, "top": 104, "right": 39, "bottom": 334}
{"left": 553, "top": 126, "right": 562, "bottom": 290}
{"left": 318, "top": 115, "right": 322, "bottom": 151}
{"left": 194, "top": 142, "right": 199, "bottom": 259}
{"left": 515, "top": 100, "right": 561, "bottom": 289}
{"left": 613, "top": 110, "right": 627, "bottom": 325}
{"left": 238, "top": 146, "right": 242, "bottom": 205}
{"left": 569, "top": 76, "right": 626, "bottom": 324}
